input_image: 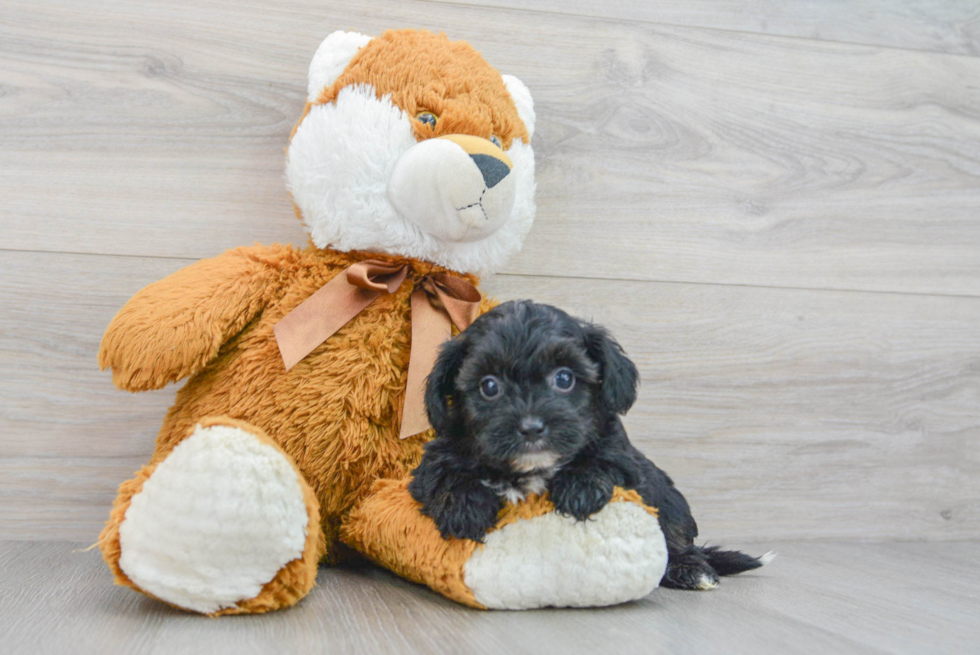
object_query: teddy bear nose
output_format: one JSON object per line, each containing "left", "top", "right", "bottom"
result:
{"left": 470, "top": 154, "right": 510, "bottom": 189}
{"left": 435, "top": 134, "right": 513, "bottom": 190}
{"left": 519, "top": 416, "right": 547, "bottom": 438}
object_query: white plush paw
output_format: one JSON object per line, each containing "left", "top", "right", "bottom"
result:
{"left": 118, "top": 424, "right": 310, "bottom": 614}
{"left": 463, "top": 501, "right": 668, "bottom": 609}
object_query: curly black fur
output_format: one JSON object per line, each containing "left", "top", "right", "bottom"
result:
{"left": 408, "top": 300, "right": 768, "bottom": 589}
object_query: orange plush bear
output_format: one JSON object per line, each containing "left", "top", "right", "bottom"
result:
{"left": 97, "top": 29, "right": 668, "bottom": 615}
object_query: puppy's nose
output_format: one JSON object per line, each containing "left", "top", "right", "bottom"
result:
{"left": 519, "top": 416, "right": 547, "bottom": 438}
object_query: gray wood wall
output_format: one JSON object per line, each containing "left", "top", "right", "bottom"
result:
{"left": 2, "top": 0, "right": 978, "bottom": 543}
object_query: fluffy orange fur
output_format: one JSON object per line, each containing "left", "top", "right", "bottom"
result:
{"left": 100, "top": 245, "right": 492, "bottom": 550}
{"left": 295, "top": 29, "right": 529, "bottom": 149}
{"left": 98, "top": 243, "right": 661, "bottom": 611}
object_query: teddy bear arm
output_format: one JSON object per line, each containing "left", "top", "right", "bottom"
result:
{"left": 99, "top": 245, "right": 291, "bottom": 391}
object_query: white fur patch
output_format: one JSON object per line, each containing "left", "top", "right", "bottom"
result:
{"left": 759, "top": 550, "right": 777, "bottom": 566}
{"left": 307, "top": 31, "right": 372, "bottom": 102}
{"left": 387, "top": 138, "right": 516, "bottom": 242}
{"left": 464, "top": 500, "right": 667, "bottom": 609}
{"left": 287, "top": 84, "right": 417, "bottom": 255}
{"left": 502, "top": 75, "right": 535, "bottom": 138}
{"left": 485, "top": 473, "right": 551, "bottom": 505}
{"left": 510, "top": 450, "right": 560, "bottom": 474}
{"left": 501, "top": 486, "right": 526, "bottom": 505}
{"left": 118, "top": 425, "right": 310, "bottom": 614}
{"left": 286, "top": 85, "right": 536, "bottom": 275}
{"left": 522, "top": 475, "right": 548, "bottom": 496}
{"left": 696, "top": 574, "right": 719, "bottom": 591}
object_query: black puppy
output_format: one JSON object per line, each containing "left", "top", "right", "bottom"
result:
{"left": 408, "top": 300, "right": 771, "bottom": 590}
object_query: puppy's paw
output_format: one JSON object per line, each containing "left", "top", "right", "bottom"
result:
{"left": 550, "top": 469, "right": 615, "bottom": 521}
{"left": 431, "top": 482, "right": 502, "bottom": 542}
{"left": 662, "top": 557, "right": 720, "bottom": 591}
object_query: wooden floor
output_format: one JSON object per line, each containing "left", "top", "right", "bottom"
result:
{"left": 2, "top": 540, "right": 979, "bottom": 654}
{"left": 1, "top": 0, "right": 979, "bottom": 652}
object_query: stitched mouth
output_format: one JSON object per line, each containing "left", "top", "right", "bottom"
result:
{"left": 456, "top": 188, "right": 487, "bottom": 216}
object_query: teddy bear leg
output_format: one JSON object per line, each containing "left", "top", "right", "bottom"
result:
{"left": 340, "top": 478, "right": 668, "bottom": 609}
{"left": 99, "top": 417, "right": 325, "bottom": 616}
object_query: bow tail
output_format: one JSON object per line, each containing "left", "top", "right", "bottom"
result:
{"left": 399, "top": 289, "right": 453, "bottom": 440}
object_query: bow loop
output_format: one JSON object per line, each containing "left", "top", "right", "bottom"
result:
{"left": 346, "top": 259, "right": 409, "bottom": 294}
{"left": 422, "top": 272, "right": 482, "bottom": 332}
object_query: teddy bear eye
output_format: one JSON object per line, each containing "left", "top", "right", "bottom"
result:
{"left": 552, "top": 368, "right": 575, "bottom": 392}
{"left": 416, "top": 112, "right": 438, "bottom": 128}
{"left": 479, "top": 375, "right": 501, "bottom": 400}
{"left": 489, "top": 135, "right": 502, "bottom": 148}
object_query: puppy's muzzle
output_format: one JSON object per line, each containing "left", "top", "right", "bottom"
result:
{"left": 387, "top": 134, "right": 516, "bottom": 243}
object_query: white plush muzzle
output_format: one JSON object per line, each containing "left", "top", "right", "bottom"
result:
{"left": 387, "top": 136, "right": 516, "bottom": 243}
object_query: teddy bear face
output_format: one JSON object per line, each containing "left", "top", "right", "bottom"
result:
{"left": 286, "top": 29, "right": 536, "bottom": 275}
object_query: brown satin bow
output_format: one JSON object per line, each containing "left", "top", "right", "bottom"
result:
{"left": 272, "top": 259, "right": 481, "bottom": 439}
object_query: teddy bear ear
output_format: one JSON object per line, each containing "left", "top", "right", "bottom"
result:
{"left": 307, "top": 31, "right": 374, "bottom": 103}
{"left": 501, "top": 74, "right": 535, "bottom": 139}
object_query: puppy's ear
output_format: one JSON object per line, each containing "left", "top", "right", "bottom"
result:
{"left": 582, "top": 323, "right": 639, "bottom": 415}
{"left": 424, "top": 334, "right": 469, "bottom": 435}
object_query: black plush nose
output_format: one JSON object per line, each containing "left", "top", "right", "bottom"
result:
{"left": 519, "top": 416, "right": 547, "bottom": 438}
{"left": 470, "top": 154, "right": 510, "bottom": 189}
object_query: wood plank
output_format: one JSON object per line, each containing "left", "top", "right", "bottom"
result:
{"left": 1, "top": 540, "right": 978, "bottom": 654}
{"left": 2, "top": 0, "right": 980, "bottom": 295}
{"left": 2, "top": 250, "right": 978, "bottom": 542}
{"left": 0, "top": 151, "right": 309, "bottom": 260}
{"left": 422, "top": 0, "right": 980, "bottom": 57}
{"left": 0, "top": 458, "right": 145, "bottom": 542}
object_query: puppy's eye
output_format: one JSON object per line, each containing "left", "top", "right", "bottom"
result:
{"left": 489, "top": 134, "right": 502, "bottom": 148}
{"left": 416, "top": 112, "right": 438, "bottom": 128}
{"left": 552, "top": 368, "right": 575, "bottom": 392}
{"left": 479, "top": 375, "right": 501, "bottom": 400}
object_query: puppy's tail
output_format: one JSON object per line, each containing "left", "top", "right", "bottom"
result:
{"left": 699, "top": 546, "right": 776, "bottom": 576}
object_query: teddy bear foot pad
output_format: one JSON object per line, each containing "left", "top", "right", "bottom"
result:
{"left": 108, "top": 420, "right": 320, "bottom": 615}
{"left": 464, "top": 499, "right": 669, "bottom": 609}
{"left": 344, "top": 480, "right": 669, "bottom": 609}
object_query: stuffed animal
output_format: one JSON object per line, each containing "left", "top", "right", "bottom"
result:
{"left": 96, "top": 28, "right": 668, "bottom": 615}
